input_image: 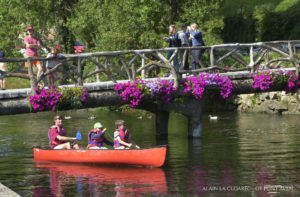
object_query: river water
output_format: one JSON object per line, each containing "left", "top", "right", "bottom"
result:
{"left": 0, "top": 109, "right": 299, "bottom": 196}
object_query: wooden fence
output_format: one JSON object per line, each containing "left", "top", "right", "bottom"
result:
{"left": 0, "top": 40, "right": 299, "bottom": 93}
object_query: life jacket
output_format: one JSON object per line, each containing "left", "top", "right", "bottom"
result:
{"left": 48, "top": 126, "right": 66, "bottom": 149}
{"left": 88, "top": 129, "right": 104, "bottom": 148}
{"left": 114, "top": 128, "right": 129, "bottom": 148}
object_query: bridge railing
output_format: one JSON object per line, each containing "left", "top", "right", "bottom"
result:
{"left": 0, "top": 40, "right": 299, "bottom": 93}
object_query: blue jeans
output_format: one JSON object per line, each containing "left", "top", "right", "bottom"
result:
{"left": 191, "top": 49, "right": 202, "bottom": 70}
{"left": 167, "top": 50, "right": 179, "bottom": 71}
{"left": 180, "top": 50, "right": 189, "bottom": 70}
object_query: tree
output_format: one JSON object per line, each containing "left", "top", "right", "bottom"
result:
{"left": 180, "top": 0, "right": 224, "bottom": 45}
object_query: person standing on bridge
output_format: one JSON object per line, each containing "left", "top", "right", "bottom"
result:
{"left": 46, "top": 47, "right": 63, "bottom": 86}
{"left": 24, "top": 26, "right": 43, "bottom": 79}
{"left": 188, "top": 23, "right": 205, "bottom": 70}
{"left": 0, "top": 52, "right": 8, "bottom": 90}
{"left": 163, "top": 24, "right": 180, "bottom": 72}
{"left": 48, "top": 115, "right": 80, "bottom": 149}
{"left": 177, "top": 24, "right": 190, "bottom": 70}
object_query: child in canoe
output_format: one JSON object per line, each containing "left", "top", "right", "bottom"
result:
{"left": 114, "top": 120, "right": 140, "bottom": 149}
{"left": 48, "top": 115, "right": 79, "bottom": 149}
{"left": 88, "top": 122, "right": 113, "bottom": 149}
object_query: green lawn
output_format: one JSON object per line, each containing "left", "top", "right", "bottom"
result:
{"left": 5, "top": 77, "right": 31, "bottom": 89}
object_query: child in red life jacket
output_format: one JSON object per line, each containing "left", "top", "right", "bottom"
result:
{"left": 114, "top": 120, "right": 140, "bottom": 149}
{"left": 48, "top": 115, "right": 79, "bottom": 149}
{"left": 88, "top": 122, "right": 113, "bottom": 149}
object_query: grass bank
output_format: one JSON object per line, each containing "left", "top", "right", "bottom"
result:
{"left": 5, "top": 78, "right": 31, "bottom": 89}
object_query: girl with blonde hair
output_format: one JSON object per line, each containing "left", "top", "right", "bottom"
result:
{"left": 188, "top": 23, "right": 205, "bottom": 70}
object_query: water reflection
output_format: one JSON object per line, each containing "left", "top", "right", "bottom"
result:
{"left": 33, "top": 163, "right": 167, "bottom": 196}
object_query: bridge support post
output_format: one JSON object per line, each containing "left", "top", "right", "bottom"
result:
{"left": 155, "top": 108, "right": 202, "bottom": 138}
{"left": 155, "top": 111, "right": 169, "bottom": 136}
{"left": 170, "top": 99, "right": 202, "bottom": 138}
{"left": 187, "top": 114, "right": 202, "bottom": 138}
{"left": 156, "top": 99, "right": 203, "bottom": 138}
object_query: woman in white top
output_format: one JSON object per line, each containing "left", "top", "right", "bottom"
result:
{"left": 0, "top": 52, "right": 8, "bottom": 90}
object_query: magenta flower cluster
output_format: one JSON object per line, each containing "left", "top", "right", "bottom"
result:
{"left": 80, "top": 87, "right": 89, "bottom": 102}
{"left": 250, "top": 70, "right": 299, "bottom": 94}
{"left": 114, "top": 78, "right": 175, "bottom": 107}
{"left": 144, "top": 79, "right": 176, "bottom": 104}
{"left": 285, "top": 72, "right": 299, "bottom": 93}
{"left": 29, "top": 86, "right": 61, "bottom": 112}
{"left": 250, "top": 71, "right": 274, "bottom": 91}
{"left": 114, "top": 79, "right": 145, "bottom": 108}
{"left": 183, "top": 73, "right": 234, "bottom": 99}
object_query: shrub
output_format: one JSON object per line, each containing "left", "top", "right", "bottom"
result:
{"left": 58, "top": 86, "right": 89, "bottom": 109}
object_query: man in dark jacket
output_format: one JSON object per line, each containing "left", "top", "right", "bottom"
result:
{"left": 177, "top": 24, "right": 190, "bottom": 70}
{"left": 163, "top": 24, "right": 180, "bottom": 71}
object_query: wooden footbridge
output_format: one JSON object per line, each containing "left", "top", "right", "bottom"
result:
{"left": 0, "top": 40, "right": 299, "bottom": 137}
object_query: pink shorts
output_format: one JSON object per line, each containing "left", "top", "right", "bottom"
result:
{"left": 47, "top": 68, "right": 58, "bottom": 78}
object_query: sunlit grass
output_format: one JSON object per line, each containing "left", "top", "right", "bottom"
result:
{"left": 5, "top": 77, "right": 31, "bottom": 89}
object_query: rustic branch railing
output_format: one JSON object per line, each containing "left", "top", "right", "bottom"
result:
{"left": 0, "top": 40, "right": 299, "bottom": 94}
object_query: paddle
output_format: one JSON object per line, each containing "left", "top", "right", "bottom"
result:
{"left": 105, "top": 131, "right": 114, "bottom": 142}
{"left": 76, "top": 130, "right": 82, "bottom": 140}
{"left": 105, "top": 130, "right": 140, "bottom": 149}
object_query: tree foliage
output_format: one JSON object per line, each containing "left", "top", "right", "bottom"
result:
{"left": 0, "top": 0, "right": 299, "bottom": 59}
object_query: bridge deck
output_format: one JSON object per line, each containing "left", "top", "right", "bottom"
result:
{"left": 0, "top": 67, "right": 296, "bottom": 100}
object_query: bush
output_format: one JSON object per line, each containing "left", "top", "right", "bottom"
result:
{"left": 58, "top": 86, "right": 89, "bottom": 109}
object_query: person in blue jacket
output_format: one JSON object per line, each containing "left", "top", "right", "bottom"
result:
{"left": 88, "top": 122, "right": 113, "bottom": 149}
{"left": 188, "top": 23, "right": 205, "bottom": 70}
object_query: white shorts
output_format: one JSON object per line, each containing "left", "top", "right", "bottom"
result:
{"left": 53, "top": 144, "right": 66, "bottom": 149}
{"left": 89, "top": 146, "right": 108, "bottom": 149}
{"left": 114, "top": 146, "right": 129, "bottom": 149}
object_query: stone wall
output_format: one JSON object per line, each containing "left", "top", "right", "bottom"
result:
{"left": 236, "top": 91, "right": 300, "bottom": 114}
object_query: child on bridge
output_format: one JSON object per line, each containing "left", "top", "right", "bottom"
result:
{"left": 46, "top": 47, "right": 62, "bottom": 86}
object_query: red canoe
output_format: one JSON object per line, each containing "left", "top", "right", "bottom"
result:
{"left": 33, "top": 145, "right": 167, "bottom": 167}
